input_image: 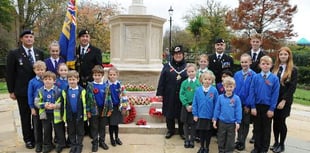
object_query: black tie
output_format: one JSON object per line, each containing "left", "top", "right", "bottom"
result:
{"left": 81, "top": 48, "right": 85, "bottom": 58}
{"left": 28, "top": 49, "right": 34, "bottom": 65}
{"left": 54, "top": 60, "right": 58, "bottom": 69}
{"left": 253, "top": 53, "right": 257, "bottom": 62}
{"left": 277, "top": 66, "right": 283, "bottom": 79}
{"left": 217, "top": 55, "right": 221, "bottom": 60}
{"left": 263, "top": 74, "right": 267, "bottom": 79}
{"left": 243, "top": 73, "right": 247, "bottom": 80}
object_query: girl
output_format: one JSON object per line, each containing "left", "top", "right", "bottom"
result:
{"left": 196, "top": 54, "right": 213, "bottom": 78}
{"left": 271, "top": 47, "right": 298, "bottom": 153}
{"left": 192, "top": 71, "right": 219, "bottom": 153}
{"left": 55, "top": 63, "right": 69, "bottom": 90}
{"left": 105, "top": 67, "right": 128, "bottom": 146}
{"left": 44, "top": 40, "right": 65, "bottom": 75}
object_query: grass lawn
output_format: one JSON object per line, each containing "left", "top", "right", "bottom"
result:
{"left": 294, "top": 88, "right": 310, "bottom": 106}
{"left": 0, "top": 81, "right": 7, "bottom": 94}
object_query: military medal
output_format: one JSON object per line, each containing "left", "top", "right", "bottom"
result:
{"left": 169, "top": 62, "right": 186, "bottom": 81}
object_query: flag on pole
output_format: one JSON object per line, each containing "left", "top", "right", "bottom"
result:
{"left": 59, "top": 0, "right": 77, "bottom": 69}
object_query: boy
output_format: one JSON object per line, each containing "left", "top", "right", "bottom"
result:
{"left": 179, "top": 63, "right": 201, "bottom": 148}
{"left": 213, "top": 77, "right": 242, "bottom": 153}
{"left": 34, "top": 71, "right": 63, "bottom": 153}
{"left": 61, "top": 70, "right": 87, "bottom": 153}
{"left": 28, "top": 61, "right": 46, "bottom": 152}
{"left": 86, "top": 65, "right": 110, "bottom": 152}
{"left": 249, "top": 56, "right": 280, "bottom": 153}
{"left": 234, "top": 53, "right": 256, "bottom": 151}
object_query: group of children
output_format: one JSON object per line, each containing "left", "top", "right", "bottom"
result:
{"left": 179, "top": 48, "right": 295, "bottom": 153}
{"left": 27, "top": 41, "right": 127, "bottom": 153}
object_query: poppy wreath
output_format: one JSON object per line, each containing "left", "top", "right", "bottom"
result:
{"left": 149, "top": 107, "right": 162, "bottom": 118}
{"left": 123, "top": 103, "right": 136, "bottom": 124}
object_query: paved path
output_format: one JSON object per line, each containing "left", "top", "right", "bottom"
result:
{"left": 0, "top": 94, "right": 309, "bottom": 153}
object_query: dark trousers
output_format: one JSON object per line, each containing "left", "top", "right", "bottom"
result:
{"left": 67, "top": 116, "right": 84, "bottom": 147}
{"left": 273, "top": 114, "right": 288, "bottom": 145}
{"left": 217, "top": 121, "right": 235, "bottom": 153}
{"left": 42, "top": 113, "right": 54, "bottom": 147}
{"left": 32, "top": 114, "right": 43, "bottom": 146}
{"left": 166, "top": 118, "right": 183, "bottom": 135}
{"left": 237, "top": 109, "right": 251, "bottom": 144}
{"left": 90, "top": 115, "right": 108, "bottom": 144}
{"left": 253, "top": 104, "right": 272, "bottom": 152}
{"left": 199, "top": 129, "right": 212, "bottom": 149}
{"left": 183, "top": 122, "right": 196, "bottom": 141}
{"left": 16, "top": 96, "right": 34, "bottom": 143}
{"left": 54, "top": 122, "right": 66, "bottom": 147}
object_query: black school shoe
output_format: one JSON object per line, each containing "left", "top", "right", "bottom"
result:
{"left": 110, "top": 139, "right": 116, "bottom": 146}
{"left": 184, "top": 140, "right": 190, "bottom": 148}
{"left": 270, "top": 142, "right": 279, "bottom": 151}
{"left": 92, "top": 143, "right": 98, "bottom": 152}
{"left": 189, "top": 141, "right": 194, "bottom": 148}
{"left": 99, "top": 141, "right": 109, "bottom": 150}
{"left": 115, "top": 138, "right": 123, "bottom": 145}
{"left": 25, "top": 141, "right": 34, "bottom": 149}
{"left": 35, "top": 144, "right": 42, "bottom": 152}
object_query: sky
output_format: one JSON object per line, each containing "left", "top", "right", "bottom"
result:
{"left": 111, "top": 0, "right": 309, "bottom": 42}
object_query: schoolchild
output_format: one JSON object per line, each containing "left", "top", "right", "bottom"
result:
{"left": 196, "top": 54, "right": 214, "bottom": 78}
{"left": 27, "top": 60, "right": 46, "bottom": 152}
{"left": 61, "top": 70, "right": 87, "bottom": 153}
{"left": 179, "top": 63, "right": 201, "bottom": 148}
{"left": 44, "top": 41, "right": 65, "bottom": 75}
{"left": 271, "top": 47, "right": 297, "bottom": 153}
{"left": 192, "top": 71, "right": 219, "bottom": 153}
{"left": 34, "top": 71, "right": 64, "bottom": 153}
{"left": 86, "top": 65, "right": 110, "bottom": 152}
{"left": 213, "top": 77, "right": 242, "bottom": 153}
{"left": 55, "top": 63, "right": 69, "bottom": 90}
{"left": 105, "top": 67, "right": 129, "bottom": 147}
{"left": 216, "top": 70, "right": 233, "bottom": 95}
{"left": 234, "top": 53, "right": 256, "bottom": 151}
{"left": 249, "top": 56, "right": 280, "bottom": 153}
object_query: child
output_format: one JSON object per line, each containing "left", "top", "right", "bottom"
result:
{"left": 271, "top": 47, "right": 297, "bottom": 153}
{"left": 55, "top": 63, "right": 69, "bottom": 90}
{"left": 105, "top": 67, "right": 128, "bottom": 147}
{"left": 192, "top": 71, "right": 219, "bottom": 153}
{"left": 27, "top": 60, "right": 46, "bottom": 152}
{"left": 44, "top": 41, "right": 65, "bottom": 75}
{"left": 249, "top": 55, "right": 280, "bottom": 153}
{"left": 213, "top": 77, "right": 242, "bottom": 153}
{"left": 34, "top": 71, "right": 63, "bottom": 153}
{"left": 234, "top": 53, "right": 256, "bottom": 151}
{"left": 62, "top": 70, "right": 87, "bottom": 153}
{"left": 86, "top": 65, "right": 110, "bottom": 152}
{"left": 196, "top": 54, "right": 213, "bottom": 78}
{"left": 216, "top": 70, "right": 233, "bottom": 95}
{"left": 179, "top": 63, "right": 201, "bottom": 148}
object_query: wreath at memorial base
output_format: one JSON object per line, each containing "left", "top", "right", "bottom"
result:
{"left": 123, "top": 103, "right": 136, "bottom": 124}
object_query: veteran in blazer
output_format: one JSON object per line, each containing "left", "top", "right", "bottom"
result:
{"left": 6, "top": 30, "right": 44, "bottom": 149}
{"left": 208, "top": 38, "right": 234, "bottom": 84}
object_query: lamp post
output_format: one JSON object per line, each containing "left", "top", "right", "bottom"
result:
{"left": 168, "top": 6, "right": 173, "bottom": 54}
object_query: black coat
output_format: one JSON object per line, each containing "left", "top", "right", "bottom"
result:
{"left": 6, "top": 46, "right": 44, "bottom": 96}
{"left": 274, "top": 67, "right": 298, "bottom": 117}
{"left": 247, "top": 50, "right": 266, "bottom": 73}
{"left": 156, "top": 59, "right": 187, "bottom": 119}
{"left": 75, "top": 44, "right": 102, "bottom": 87}
{"left": 208, "top": 53, "right": 234, "bottom": 84}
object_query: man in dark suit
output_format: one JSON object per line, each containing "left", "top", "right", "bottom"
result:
{"left": 208, "top": 38, "right": 234, "bottom": 84}
{"left": 6, "top": 30, "right": 44, "bottom": 149}
{"left": 247, "top": 34, "right": 266, "bottom": 73}
{"left": 75, "top": 29, "right": 103, "bottom": 136}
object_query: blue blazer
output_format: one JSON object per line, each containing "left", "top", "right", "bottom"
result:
{"left": 44, "top": 57, "right": 65, "bottom": 75}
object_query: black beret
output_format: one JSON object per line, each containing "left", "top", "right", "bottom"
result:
{"left": 20, "top": 30, "right": 34, "bottom": 38}
{"left": 78, "top": 29, "right": 89, "bottom": 37}
{"left": 215, "top": 38, "right": 225, "bottom": 43}
{"left": 173, "top": 45, "right": 183, "bottom": 54}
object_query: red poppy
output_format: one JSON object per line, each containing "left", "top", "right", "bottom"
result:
{"left": 209, "top": 93, "right": 214, "bottom": 98}
{"left": 170, "top": 68, "right": 174, "bottom": 72}
{"left": 230, "top": 98, "right": 235, "bottom": 104}
{"left": 265, "top": 80, "right": 271, "bottom": 85}
{"left": 93, "top": 88, "right": 99, "bottom": 94}
{"left": 187, "top": 87, "right": 192, "bottom": 91}
{"left": 86, "top": 48, "right": 91, "bottom": 53}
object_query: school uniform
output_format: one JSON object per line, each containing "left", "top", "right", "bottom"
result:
{"left": 44, "top": 57, "right": 65, "bottom": 75}
{"left": 249, "top": 72, "right": 280, "bottom": 152}
{"left": 192, "top": 85, "right": 219, "bottom": 151}
{"left": 208, "top": 53, "right": 234, "bottom": 84}
{"left": 62, "top": 86, "right": 87, "bottom": 153}
{"left": 272, "top": 66, "right": 298, "bottom": 151}
{"left": 55, "top": 77, "right": 68, "bottom": 90}
{"left": 213, "top": 94, "right": 242, "bottom": 153}
{"left": 179, "top": 78, "right": 201, "bottom": 144}
{"left": 34, "top": 86, "right": 63, "bottom": 152}
{"left": 27, "top": 76, "right": 44, "bottom": 150}
{"left": 234, "top": 69, "right": 256, "bottom": 147}
{"left": 247, "top": 49, "right": 266, "bottom": 73}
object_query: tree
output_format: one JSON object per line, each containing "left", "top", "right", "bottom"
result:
{"left": 0, "top": 0, "right": 14, "bottom": 31}
{"left": 226, "top": 0, "right": 297, "bottom": 50}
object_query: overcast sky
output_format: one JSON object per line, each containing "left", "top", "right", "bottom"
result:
{"left": 111, "top": 0, "right": 309, "bottom": 41}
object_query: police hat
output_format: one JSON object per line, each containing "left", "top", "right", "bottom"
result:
{"left": 78, "top": 29, "right": 89, "bottom": 37}
{"left": 173, "top": 45, "right": 183, "bottom": 54}
{"left": 20, "top": 30, "right": 34, "bottom": 38}
{"left": 215, "top": 38, "right": 225, "bottom": 44}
